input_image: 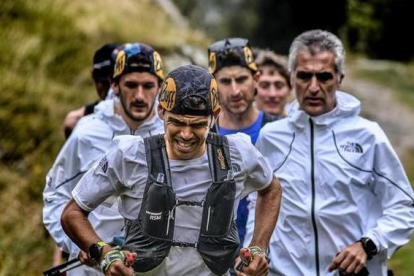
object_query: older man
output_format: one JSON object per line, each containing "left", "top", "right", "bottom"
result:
{"left": 246, "top": 29, "right": 414, "bottom": 276}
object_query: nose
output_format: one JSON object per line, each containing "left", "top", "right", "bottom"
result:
{"left": 230, "top": 79, "right": 241, "bottom": 96}
{"left": 180, "top": 126, "right": 193, "bottom": 140}
{"left": 268, "top": 84, "right": 278, "bottom": 97}
{"left": 309, "top": 76, "right": 319, "bottom": 94}
{"left": 134, "top": 85, "right": 145, "bottom": 100}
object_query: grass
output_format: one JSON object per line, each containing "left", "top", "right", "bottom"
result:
{"left": 350, "top": 59, "right": 414, "bottom": 112}
{"left": 0, "top": 0, "right": 208, "bottom": 275}
{"left": 1, "top": 1, "right": 414, "bottom": 275}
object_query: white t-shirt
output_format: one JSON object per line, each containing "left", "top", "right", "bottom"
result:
{"left": 73, "top": 132, "right": 272, "bottom": 275}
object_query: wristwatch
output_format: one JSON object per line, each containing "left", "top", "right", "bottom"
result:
{"left": 358, "top": 237, "right": 378, "bottom": 260}
{"left": 88, "top": 241, "right": 108, "bottom": 262}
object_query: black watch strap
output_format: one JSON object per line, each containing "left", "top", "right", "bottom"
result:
{"left": 88, "top": 241, "right": 108, "bottom": 262}
{"left": 358, "top": 237, "right": 377, "bottom": 260}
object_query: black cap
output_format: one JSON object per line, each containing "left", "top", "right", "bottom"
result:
{"left": 208, "top": 38, "right": 257, "bottom": 75}
{"left": 92, "top": 43, "right": 119, "bottom": 81}
{"left": 113, "top": 43, "right": 164, "bottom": 82}
{"left": 158, "top": 65, "right": 220, "bottom": 116}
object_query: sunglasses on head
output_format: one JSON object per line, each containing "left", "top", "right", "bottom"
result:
{"left": 208, "top": 38, "right": 249, "bottom": 53}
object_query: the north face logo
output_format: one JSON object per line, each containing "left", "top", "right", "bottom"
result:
{"left": 99, "top": 156, "right": 108, "bottom": 173}
{"left": 340, "top": 142, "right": 363, "bottom": 153}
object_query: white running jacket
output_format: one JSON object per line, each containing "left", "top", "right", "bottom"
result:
{"left": 246, "top": 92, "right": 414, "bottom": 276}
{"left": 43, "top": 99, "right": 163, "bottom": 269}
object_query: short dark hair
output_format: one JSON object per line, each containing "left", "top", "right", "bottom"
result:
{"left": 256, "top": 50, "right": 291, "bottom": 88}
{"left": 180, "top": 96, "right": 207, "bottom": 112}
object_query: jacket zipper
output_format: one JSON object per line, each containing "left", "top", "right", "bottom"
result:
{"left": 309, "top": 118, "right": 320, "bottom": 276}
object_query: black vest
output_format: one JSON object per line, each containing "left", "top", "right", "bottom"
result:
{"left": 122, "top": 133, "right": 239, "bottom": 275}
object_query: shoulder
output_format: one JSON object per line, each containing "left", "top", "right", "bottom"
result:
{"left": 226, "top": 132, "right": 254, "bottom": 148}
{"left": 335, "top": 115, "right": 388, "bottom": 143}
{"left": 109, "top": 135, "right": 146, "bottom": 162}
{"left": 112, "top": 135, "right": 145, "bottom": 149}
{"left": 258, "top": 117, "right": 291, "bottom": 142}
{"left": 225, "top": 133, "right": 259, "bottom": 161}
{"left": 72, "top": 114, "right": 113, "bottom": 140}
{"left": 261, "top": 112, "right": 280, "bottom": 126}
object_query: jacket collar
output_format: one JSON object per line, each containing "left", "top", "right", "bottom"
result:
{"left": 94, "top": 98, "right": 161, "bottom": 135}
{"left": 287, "top": 91, "right": 361, "bottom": 129}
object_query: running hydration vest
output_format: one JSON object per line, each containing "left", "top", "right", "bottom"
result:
{"left": 122, "top": 133, "right": 240, "bottom": 275}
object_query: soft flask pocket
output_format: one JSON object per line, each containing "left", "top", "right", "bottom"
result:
{"left": 139, "top": 181, "right": 175, "bottom": 239}
{"left": 201, "top": 179, "right": 236, "bottom": 236}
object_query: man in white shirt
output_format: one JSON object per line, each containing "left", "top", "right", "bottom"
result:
{"left": 43, "top": 43, "right": 165, "bottom": 275}
{"left": 61, "top": 65, "right": 282, "bottom": 276}
{"left": 246, "top": 29, "right": 414, "bottom": 276}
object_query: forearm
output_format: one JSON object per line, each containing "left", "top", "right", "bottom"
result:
{"left": 61, "top": 199, "right": 103, "bottom": 253}
{"left": 249, "top": 177, "right": 282, "bottom": 250}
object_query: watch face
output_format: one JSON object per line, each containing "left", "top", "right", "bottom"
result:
{"left": 89, "top": 243, "right": 102, "bottom": 261}
{"left": 365, "top": 238, "right": 377, "bottom": 253}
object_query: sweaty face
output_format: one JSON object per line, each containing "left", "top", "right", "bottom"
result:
{"left": 159, "top": 109, "right": 212, "bottom": 160}
{"left": 256, "top": 67, "right": 291, "bottom": 116}
{"left": 115, "top": 72, "right": 159, "bottom": 122}
{"left": 292, "top": 51, "right": 342, "bottom": 116}
{"left": 215, "top": 66, "right": 256, "bottom": 116}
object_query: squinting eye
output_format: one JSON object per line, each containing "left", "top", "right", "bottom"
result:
{"left": 219, "top": 79, "right": 231, "bottom": 85}
{"left": 296, "top": 72, "right": 313, "bottom": 81}
{"left": 143, "top": 84, "right": 155, "bottom": 89}
{"left": 316, "top": 72, "right": 334, "bottom": 82}
{"left": 125, "top": 83, "right": 138, "bottom": 89}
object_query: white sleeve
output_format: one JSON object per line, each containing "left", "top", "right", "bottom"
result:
{"left": 72, "top": 135, "right": 144, "bottom": 212}
{"left": 42, "top": 129, "right": 111, "bottom": 256}
{"left": 366, "top": 124, "right": 414, "bottom": 257}
{"left": 229, "top": 133, "right": 273, "bottom": 198}
{"left": 42, "top": 134, "right": 87, "bottom": 256}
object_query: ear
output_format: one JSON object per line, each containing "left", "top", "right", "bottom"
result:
{"left": 209, "top": 107, "right": 221, "bottom": 128}
{"left": 338, "top": 74, "right": 344, "bottom": 85}
{"left": 213, "top": 106, "right": 221, "bottom": 119}
{"left": 254, "top": 71, "right": 261, "bottom": 83}
{"left": 158, "top": 104, "right": 166, "bottom": 120}
{"left": 113, "top": 82, "right": 120, "bottom": 96}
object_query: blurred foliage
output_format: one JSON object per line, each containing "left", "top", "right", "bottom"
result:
{"left": 350, "top": 62, "right": 414, "bottom": 110}
{"left": 1, "top": 0, "right": 414, "bottom": 275}
{"left": 0, "top": 0, "right": 207, "bottom": 274}
{"left": 174, "top": 0, "right": 414, "bottom": 61}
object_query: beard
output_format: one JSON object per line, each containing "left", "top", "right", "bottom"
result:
{"left": 119, "top": 88, "right": 155, "bottom": 122}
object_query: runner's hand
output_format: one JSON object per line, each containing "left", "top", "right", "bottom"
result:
{"left": 235, "top": 248, "right": 269, "bottom": 276}
{"left": 328, "top": 242, "right": 367, "bottom": 275}
{"left": 78, "top": 250, "right": 96, "bottom": 267}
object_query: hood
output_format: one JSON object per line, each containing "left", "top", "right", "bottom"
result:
{"left": 287, "top": 91, "right": 361, "bottom": 129}
{"left": 93, "top": 98, "right": 163, "bottom": 135}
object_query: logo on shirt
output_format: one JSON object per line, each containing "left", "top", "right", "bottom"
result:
{"left": 217, "top": 149, "right": 227, "bottom": 170}
{"left": 146, "top": 210, "right": 162, "bottom": 220}
{"left": 232, "top": 163, "right": 241, "bottom": 173}
{"left": 340, "top": 142, "right": 363, "bottom": 154}
{"left": 99, "top": 156, "right": 108, "bottom": 173}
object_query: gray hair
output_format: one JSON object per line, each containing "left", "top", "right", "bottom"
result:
{"left": 288, "top": 29, "right": 346, "bottom": 76}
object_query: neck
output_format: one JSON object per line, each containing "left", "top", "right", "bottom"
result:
{"left": 218, "top": 106, "right": 259, "bottom": 130}
{"left": 114, "top": 104, "right": 154, "bottom": 132}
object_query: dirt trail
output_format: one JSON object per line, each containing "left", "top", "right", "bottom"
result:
{"left": 343, "top": 61, "right": 414, "bottom": 159}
